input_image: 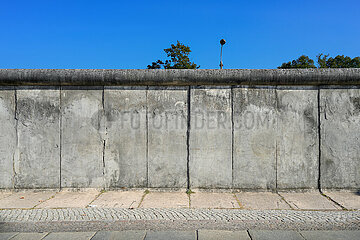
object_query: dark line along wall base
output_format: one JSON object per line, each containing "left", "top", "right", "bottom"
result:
{"left": 0, "top": 69, "right": 359, "bottom": 190}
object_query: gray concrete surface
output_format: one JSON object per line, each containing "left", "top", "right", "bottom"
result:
{"left": 0, "top": 89, "right": 16, "bottom": 189}
{"left": 147, "top": 87, "right": 188, "bottom": 188}
{"left": 90, "top": 190, "right": 143, "bottom": 208}
{"left": 279, "top": 191, "right": 341, "bottom": 210}
{"left": 15, "top": 88, "right": 60, "bottom": 189}
{"left": 301, "top": 230, "right": 360, "bottom": 240}
{"left": 10, "top": 232, "right": 49, "bottom": 240}
{"left": 104, "top": 87, "right": 147, "bottom": 188}
{"left": 320, "top": 89, "right": 360, "bottom": 189}
{"left": 140, "top": 192, "right": 189, "bottom": 208}
{"left": 0, "top": 191, "right": 55, "bottom": 209}
{"left": 233, "top": 87, "right": 277, "bottom": 189}
{"left": 0, "top": 233, "right": 18, "bottom": 240}
{"left": 190, "top": 87, "right": 232, "bottom": 188}
{"left": 61, "top": 88, "right": 104, "bottom": 188}
{"left": 43, "top": 232, "right": 95, "bottom": 240}
{"left": 276, "top": 88, "right": 319, "bottom": 189}
{"left": 235, "top": 192, "right": 291, "bottom": 210}
{"left": 324, "top": 191, "right": 360, "bottom": 210}
{"left": 198, "top": 230, "right": 251, "bottom": 240}
{"left": 35, "top": 189, "right": 99, "bottom": 208}
{"left": 190, "top": 192, "right": 239, "bottom": 209}
{"left": 91, "top": 231, "right": 146, "bottom": 240}
{"left": 145, "top": 231, "right": 195, "bottom": 240}
{"left": 248, "top": 230, "right": 304, "bottom": 240}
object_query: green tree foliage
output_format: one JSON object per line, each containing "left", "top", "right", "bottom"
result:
{"left": 278, "top": 55, "right": 316, "bottom": 69}
{"left": 317, "top": 54, "right": 360, "bottom": 68}
{"left": 147, "top": 41, "right": 199, "bottom": 69}
{"left": 279, "top": 54, "right": 360, "bottom": 69}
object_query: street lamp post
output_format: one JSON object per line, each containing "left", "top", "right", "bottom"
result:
{"left": 219, "top": 39, "right": 226, "bottom": 69}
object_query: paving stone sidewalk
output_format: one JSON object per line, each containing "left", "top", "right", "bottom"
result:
{"left": 0, "top": 190, "right": 359, "bottom": 233}
{"left": 1, "top": 189, "right": 359, "bottom": 210}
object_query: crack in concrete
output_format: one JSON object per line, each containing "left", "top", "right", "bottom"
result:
{"left": 102, "top": 140, "right": 106, "bottom": 177}
{"left": 12, "top": 89, "right": 19, "bottom": 189}
{"left": 275, "top": 88, "right": 279, "bottom": 191}
{"left": 231, "top": 86, "right": 234, "bottom": 189}
{"left": 32, "top": 193, "right": 57, "bottom": 209}
{"left": 276, "top": 192, "right": 294, "bottom": 210}
{"left": 87, "top": 191, "right": 104, "bottom": 208}
{"left": 59, "top": 87, "right": 62, "bottom": 190}
{"left": 318, "top": 88, "right": 322, "bottom": 190}
{"left": 146, "top": 86, "right": 149, "bottom": 188}
{"left": 186, "top": 86, "right": 191, "bottom": 190}
{"left": 320, "top": 191, "right": 347, "bottom": 211}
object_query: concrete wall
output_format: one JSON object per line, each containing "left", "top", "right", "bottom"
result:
{"left": 0, "top": 69, "right": 359, "bottom": 190}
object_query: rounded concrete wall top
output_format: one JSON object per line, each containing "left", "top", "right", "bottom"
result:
{"left": 0, "top": 69, "right": 360, "bottom": 86}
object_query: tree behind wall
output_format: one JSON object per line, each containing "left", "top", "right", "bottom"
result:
{"left": 147, "top": 41, "right": 200, "bottom": 69}
{"left": 317, "top": 54, "right": 360, "bottom": 68}
{"left": 278, "top": 54, "right": 360, "bottom": 69}
{"left": 278, "top": 55, "right": 317, "bottom": 69}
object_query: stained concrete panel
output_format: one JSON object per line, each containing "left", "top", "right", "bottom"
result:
{"left": 148, "top": 87, "right": 188, "bottom": 188}
{"left": 0, "top": 89, "right": 16, "bottom": 189}
{"left": 276, "top": 88, "right": 319, "bottom": 189}
{"left": 90, "top": 190, "right": 144, "bottom": 208}
{"left": 320, "top": 89, "right": 360, "bottom": 189}
{"left": 235, "top": 192, "right": 291, "bottom": 210}
{"left": 190, "top": 87, "right": 232, "bottom": 188}
{"left": 233, "top": 87, "right": 277, "bottom": 189}
{"left": 324, "top": 191, "right": 360, "bottom": 210}
{"left": 140, "top": 192, "right": 189, "bottom": 208}
{"left": 15, "top": 88, "right": 60, "bottom": 189}
{"left": 279, "top": 191, "right": 340, "bottom": 210}
{"left": 104, "top": 87, "right": 147, "bottom": 188}
{"left": 190, "top": 192, "right": 239, "bottom": 209}
{"left": 0, "top": 191, "right": 56, "bottom": 209}
{"left": 35, "top": 189, "right": 99, "bottom": 208}
{"left": 61, "top": 88, "right": 104, "bottom": 188}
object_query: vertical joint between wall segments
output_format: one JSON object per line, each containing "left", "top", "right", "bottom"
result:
{"left": 59, "top": 87, "right": 62, "bottom": 190}
{"left": 102, "top": 86, "right": 106, "bottom": 187}
{"left": 231, "top": 86, "right": 234, "bottom": 189}
{"left": 317, "top": 87, "right": 322, "bottom": 192}
{"left": 275, "top": 88, "right": 278, "bottom": 191}
{"left": 186, "top": 86, "right": 191, "bottom": 190}
{"left": 146, "top": 86, "right": 149, "bottom": 188}
{"left": 13, "top": 88, "right": 18, "bottom": 189}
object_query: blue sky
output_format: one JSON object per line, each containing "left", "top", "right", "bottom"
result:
{"left": 1, "top": 0, "right": 359, "bottom": 69}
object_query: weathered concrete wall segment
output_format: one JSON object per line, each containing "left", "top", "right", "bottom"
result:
{"left": 0, "top": 69, "right": 359, "bottom": 190}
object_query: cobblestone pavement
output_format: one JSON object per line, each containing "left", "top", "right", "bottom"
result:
{"left": 1, "top": 208, "right": 359, "bottom": 232}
